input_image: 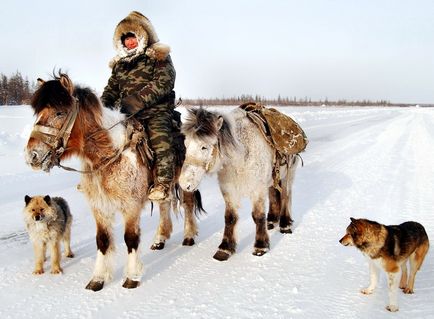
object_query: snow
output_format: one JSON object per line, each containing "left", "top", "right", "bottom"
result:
{"left": 0, "top": 105, "right": 433, "bottom": 318}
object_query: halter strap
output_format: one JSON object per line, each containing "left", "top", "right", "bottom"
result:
{"left": 30, "top": 98, "right": 79, "bottom": 167}
{"left": 183, "top": 146, "right": 219, "bottom": 172}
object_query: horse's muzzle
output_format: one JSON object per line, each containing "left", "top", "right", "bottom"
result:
{"left": 25, "top": 149, "right": 54, "bottom": 172}
{"left": 179, "top": 165, "right": 205, "bottom": 192}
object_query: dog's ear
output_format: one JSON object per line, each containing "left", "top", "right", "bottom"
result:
{"left": 24, "top": 195, "right": 32, "bottom": 206}
{"left": 350, "top": 217, "right": 356, "bottom": 223}
{"left": 43, "top": 195, "right": 51, "bottom": 206}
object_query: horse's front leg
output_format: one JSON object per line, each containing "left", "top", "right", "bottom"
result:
{"left": 180, "top": 190, "right": 198, "bottom": 246}
{"left": 252, "top": 193, "right": 270, "bottom": 256}
{"left": 151, "top": 201, "right": 172, "bottom": 250}
{"left": 85, "top": 208, "right": 115, "bottom": 292}
{"left": 213, "top": 192, "right": 239, "bottom": 261}
{"left": 122, "top": 210, "right": 143, "bottom": 289}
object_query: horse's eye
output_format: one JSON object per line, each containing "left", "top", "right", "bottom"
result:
{"left": 56, "top": 111, "right": 66, "bottom": 117}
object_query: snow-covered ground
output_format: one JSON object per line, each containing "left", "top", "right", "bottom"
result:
{"left": 0, "top": 105, "right": 433, "bottom": 318}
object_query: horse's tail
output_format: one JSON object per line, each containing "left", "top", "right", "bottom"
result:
{"left": 172, "top": 184, "right": 206, "bottom": 217}
{"left": 193, "top": 189, "right": 206, "bottom": 216}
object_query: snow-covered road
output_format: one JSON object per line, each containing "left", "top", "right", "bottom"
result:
{"left": 0, "top": 105, "right": 433, "bottom": 318}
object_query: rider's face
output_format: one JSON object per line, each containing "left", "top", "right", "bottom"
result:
{"left": 124, "top": 36, "right": 138, "bottom": 50}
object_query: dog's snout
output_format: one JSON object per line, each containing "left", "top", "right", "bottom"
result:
{"left": 34, "top": 214, "right": 42, "bottom": 221}
{"left": 339, "top": 238, "right": 347, "bottom": 246}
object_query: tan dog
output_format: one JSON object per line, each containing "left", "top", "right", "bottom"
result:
{"left": 23, "top": 195, "right": 74, "bottom": 274}
{"left": 339, "top": 218, "right": 429, "bottom": 312}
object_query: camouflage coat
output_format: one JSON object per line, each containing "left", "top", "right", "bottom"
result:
{"left": 101, "top": 11, "right": 177, "bottom": 185}
{"left": 101, "top": 53, "right": 176, "bottom": 113}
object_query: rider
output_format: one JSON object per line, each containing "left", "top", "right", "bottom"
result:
{"left": 101, "top": 11, "right": 176, "bottom": 201}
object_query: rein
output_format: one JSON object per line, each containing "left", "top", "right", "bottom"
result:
{"left": 31, "top": 93, "right": 181, "bottom": 174}
{"left": 30, "top": 97, "right": 132, "bottom": 174}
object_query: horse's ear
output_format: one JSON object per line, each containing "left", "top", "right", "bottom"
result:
{"left": 59, "top": 74, "right": 74, "bottom": 95}
{"left": 350, "top": 217, "right": 356, "bottom": 223}
{"left": 215, "top": 116, "right": 224, "bottom": 131}
{"left": 37, "top": 78, "right": 45, "bottom": 86}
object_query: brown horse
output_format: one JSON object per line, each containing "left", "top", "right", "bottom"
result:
{"left": 25, "top": 73, "right": 203, "bottom": 291}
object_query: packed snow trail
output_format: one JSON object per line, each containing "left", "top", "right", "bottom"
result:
{"left": 0, "top": 106, "right": 433, "bottom": 318}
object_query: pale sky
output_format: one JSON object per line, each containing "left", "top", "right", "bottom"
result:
{"left": 1, "top": 0, "right": 434, "bottom": 103}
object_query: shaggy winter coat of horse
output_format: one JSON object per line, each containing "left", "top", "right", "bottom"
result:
{"left": 179, "top": 107, "right": 300, "bottom": 261}
{"left": 25, "top": 73, "right": 202, "bottom": 291}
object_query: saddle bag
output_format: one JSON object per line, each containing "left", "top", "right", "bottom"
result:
{"left": 240, "top": 102, "right": 308, "bottom": 155}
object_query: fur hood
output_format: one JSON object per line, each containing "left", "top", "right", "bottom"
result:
{"left": 109, "top": 11, "right": 170, "bottom": 68}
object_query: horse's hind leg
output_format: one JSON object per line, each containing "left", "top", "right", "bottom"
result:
{"left": 267, "top": 185, "right": 281, "bottom": 230}
{"left": 181, "top": 190, "right": 198, "bottom": 246}
{"left": 252, "top": 194, "right": 270, "bottom": 256}
{"left": 213, "top": 193, "right": 239, "bottom": 261}
{"left": 279, "top": 156, "right": 298, "bottom": 234}
{"left": 151, "top": 201, "right": 172, "bottom": 250}
{"left": 279, "top": 182, "right": 293, "bottom": 234}
{"left": 86, "top": 209, "right": 115, "bottom": 292}
{"left": 122, "top": 210, "right": 143, "bottom": 289}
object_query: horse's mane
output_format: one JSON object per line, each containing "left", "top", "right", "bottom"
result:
{"left": 31, "top": 74, "right": 101, "bottom": 115}
{"left": 182, "top": 107, "right": 237, "bottom": 156}
{"left": 31, "top": 79, "right": 73, "bottom": 114}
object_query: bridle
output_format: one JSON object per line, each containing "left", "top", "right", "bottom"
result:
{"left": 183, "top": 145, "right": 219, "bottom": 172}
{"left": 29, "top": 98, "right": 79, "bottom": 170}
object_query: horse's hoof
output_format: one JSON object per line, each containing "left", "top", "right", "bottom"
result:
{"left": 213, "top": 250, "right": 231, "bottom": 261}
{"left": 122, "top": 278, "right": 140, "bottom": 289}
{"left": 85, "top": 280, "right": 104, "bottom": 291}
{"left": 252, "top": 248, "right": 269, "bottom": 256}
{"left": 279, "top": 227, "right": 292, "bottom": 234}
{"left": 267, "top": 222, "right": 276, "bottom": 230}
{"left": 182, "top": 238, "right": 195, "bottom": 246}
{"left": 150, "top": 242, "right": 165, "bottom": 250}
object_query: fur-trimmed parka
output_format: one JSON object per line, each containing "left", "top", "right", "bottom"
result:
{"left": 101, "top": 11, "right": 176, "bottom": 113}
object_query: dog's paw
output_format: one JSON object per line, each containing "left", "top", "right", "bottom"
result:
{"left": 32, "top": 269, "right": 44, "bottom": 275}
{"left": 386, "top": 305, "right": 399, "bottom": 312}
{"left": 361, "top": 288, "right": 374, "bottom": 295}
{"left": 50, "top": 268, "right": 63, "bottom": 275}
{"left": 403, "top": 287, "right": 414, "bottom": 294}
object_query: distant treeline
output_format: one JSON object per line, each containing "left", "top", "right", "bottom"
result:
{"left": 0, "top": 72, "right": 36, "bottom": 105}
{"left": 0, "top": 73, "right": 427, "bottom": 107}
{"left": 181, "top": 95, "right": 416, "bottom": 107}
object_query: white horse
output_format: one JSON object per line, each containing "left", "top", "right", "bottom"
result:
{"left": 179, "top": 107, "right": 299, "bottom": 261}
